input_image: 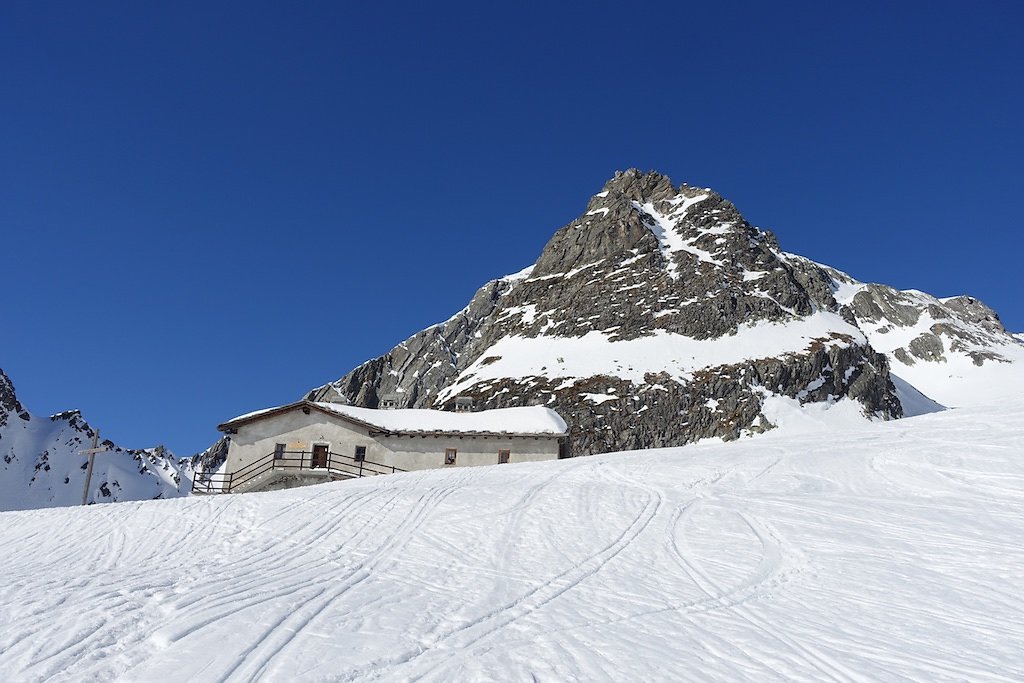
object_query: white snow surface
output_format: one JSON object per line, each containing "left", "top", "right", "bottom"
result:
{"left": 313, "top": 403, "right": 568, "bottom": 435}
{"left": 889, "top": 373, "right": 945, "bottom": 417}
{"left": 227, "top": 403, "right": 568, "bottom": 435}
{"left": 632, "top": 195, "right": 715, "bottom": 277}
{"left": 2, "top": 399, "right": 1023, "bottom": 681}
{"left": 440, "top": 311, "right": 865, "bottom": 401}
{"left": 501, "top": 264, "right": 534, "bottom": 282}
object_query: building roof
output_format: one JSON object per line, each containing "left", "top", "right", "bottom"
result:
{"left": 218, "top": 400, "right": 568, "bottom": 437}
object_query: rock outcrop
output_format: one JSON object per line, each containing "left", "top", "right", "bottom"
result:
{"left": 309, "top": 170, "right": 908, "bottom": 454}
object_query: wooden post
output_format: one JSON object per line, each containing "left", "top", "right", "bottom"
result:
{"left": 79, "top": 430, "right": 108, "bottom": 506}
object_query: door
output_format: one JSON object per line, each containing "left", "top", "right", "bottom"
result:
{"left": 311, "top": 444, "right": 329, "bottom": 469}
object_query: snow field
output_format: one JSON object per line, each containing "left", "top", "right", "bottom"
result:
{"left": 439, "top": 311, "right": 866, "bottom": 402}
{"left": 1, "top": 399, "right": 1023, "bottom": 681}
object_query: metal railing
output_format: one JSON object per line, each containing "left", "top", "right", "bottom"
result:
{"left": 192, "top": 449, "right": 405, "bottom": 494}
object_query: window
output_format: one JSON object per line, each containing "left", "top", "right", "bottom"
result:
{"left": 498, "top": 449, "right": 510, "bottom": 464}
{"left": 354, "top": 445, "right": 366, "bottom": 462}
{"left": 445, "top": 448, "right": 457, "bottom": 465}
{"left": 274, "top": 443, "right": 286, "bottom": 460}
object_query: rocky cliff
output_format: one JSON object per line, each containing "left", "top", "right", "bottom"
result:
{"left": 309, "top": 170, "right": 916, "bottom": 454}
{"left": 822, "top": 267, "right": 1024, "bottom": 407}
{"left": 0, "top": 369, "right": 189, "bottom": 511}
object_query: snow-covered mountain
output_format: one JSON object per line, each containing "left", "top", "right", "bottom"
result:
{"left": 309, "top": 169, "right": 1018, "bottom": 454}
{"left": 822, "top": 268, "right": 1024, "bottom": 407}
{"left": 0, "top": 369, "right": 189, "bottom": 511}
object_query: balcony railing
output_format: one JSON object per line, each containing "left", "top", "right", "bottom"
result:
{"left": 191, "top": 449, "right": 405, "bottom": 494}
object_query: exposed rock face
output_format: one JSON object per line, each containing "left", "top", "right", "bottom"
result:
{"left": 182, "top": 436, "right": 229, "bottom": 488}
{"left": 310, "top": 170, "right": 905, "bottom": 455}
{"left": 848, "top": 285, "right": 924, "bottom": 329}
{"left": 825, "top": 267, "right": 1024, "bottom": 369}
{"left": 806, "top": 263, "right": 1024, "bottom": 408}
{"left": 942, "top": 296, "right": 1006, "bottom": 335}
{"left": 311, "top": 276, "right": 520, "bottom": 411}
{"left": 0, "top": 368, "right": 189, "bottom": 511}
{"left": 524, "top": 171, "right": 839, "bottom": 343}
{"left": 0, "top": 370, "right": 30, "bottom": 427}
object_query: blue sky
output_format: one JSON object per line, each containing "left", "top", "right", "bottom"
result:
{"left": 2, "top": 1, "right": 1022, "bottom": 455}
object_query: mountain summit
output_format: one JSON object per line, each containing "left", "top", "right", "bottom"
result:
{"left": 309, "top": 170, "right": 946, "bottom": 454}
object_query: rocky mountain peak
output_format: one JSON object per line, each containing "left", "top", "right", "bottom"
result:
{"left": 521, "top": 170, "right": 840, "bottom": 343}
{"left": 309, "top": 170, "right": 911, "bottom": 453}
{"left": 941, "top": 296, "right": 1006, "bottom": 335}
{"left": 598, "top": 168, "right": 680, "bottom": 202}
{"left": 0, "top": 369, "right": 30, "bottom": 428}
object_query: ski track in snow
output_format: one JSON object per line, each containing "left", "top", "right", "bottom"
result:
{"left": 2, "top": 400, "right": 1024, "bottom": 682}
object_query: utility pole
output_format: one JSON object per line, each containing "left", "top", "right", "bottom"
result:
{"left": 79, "top": 430, "right": 108, "bottom": 506}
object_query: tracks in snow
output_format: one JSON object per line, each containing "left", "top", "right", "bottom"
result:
{"left": 4, "top": 405, "right": 1024, "bottom": 682}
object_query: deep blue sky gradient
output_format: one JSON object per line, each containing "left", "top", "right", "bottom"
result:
{"left": 2, "top": 1, "right": 1022, "bottom": 454}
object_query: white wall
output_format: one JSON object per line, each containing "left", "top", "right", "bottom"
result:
{"left": 224, "top": 407, "right": 562, "bottom": 483}
{"left": 226, "top": 408, "right": 379, "bottom": 474}
{"left": 376, "top": 433, "right": 559, "bottom": 470}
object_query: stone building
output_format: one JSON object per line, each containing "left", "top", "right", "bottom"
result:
{"left": 194, "top": 400, "right": 568, "bottom": 494}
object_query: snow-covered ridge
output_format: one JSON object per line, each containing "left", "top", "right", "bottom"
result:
{"left": 501, "top": 264, "right": 534, "bottom": 282}
{"left": 0, "top": 370, "right": 188, "bottom": 512}
{"left": 428, "top": 267, "right": 533, "bottom": 332}
{"left": 812, "top": 259, "right": 1024, "bottom": 407}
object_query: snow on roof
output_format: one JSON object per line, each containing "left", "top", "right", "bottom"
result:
{"left": 222, "top": 402, "right": 567, "bottom": 436}
{"left": 315, "top": 403, "right": 566, "bottom": 435}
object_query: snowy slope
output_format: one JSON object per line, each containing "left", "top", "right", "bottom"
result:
{"left": 2, "top": 399, "right": 1023, "bottom": 681}
{"left": 439, "top": 311, "right": 867, "bottom": 402}
{"left": 821, "top": 265, "right": 1024, "bottom": 407}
